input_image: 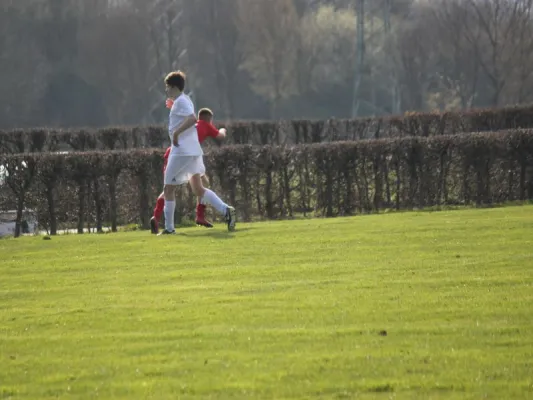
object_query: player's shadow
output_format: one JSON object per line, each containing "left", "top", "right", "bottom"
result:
{"left": 203, "top": 231, "right": 235, "bottom": 239}
{"left": 183, "top": 226, "right": 253, "bottom": 239}
{"left": 233, "top": 227, "right": 253, "bottom": 233}
{"left": 206, "top": 227, "right": 253, "bottom": 238}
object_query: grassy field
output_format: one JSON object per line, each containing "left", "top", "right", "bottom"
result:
{"left": 1, "top": 207, "right": 532, "bottom": 399}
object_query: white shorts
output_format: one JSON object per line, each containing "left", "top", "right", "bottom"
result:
{"left": 164, "top": 156, "right": 205, "bottom": 186}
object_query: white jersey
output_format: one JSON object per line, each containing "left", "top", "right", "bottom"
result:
{"left": 168, "top": 93, "right": 203, "bottom": 156}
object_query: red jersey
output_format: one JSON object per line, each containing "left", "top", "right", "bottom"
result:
{"left": 162, "top": 121, "right": 217, "bottom": 173}
{"left": 163, "top": 147, "right": 171, "bottom": 172}
{"left": 196, "top": 120, "right": 220, "bottom": 144}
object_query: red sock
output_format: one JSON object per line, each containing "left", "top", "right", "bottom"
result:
{"left": 153, "top": 195, "right": 165, "bottom": 223}
{"left": 196, "top": 203, "right": 205, "bottom": 220}
{"left": 195, "top": 203, "right": 213, "bottom": 228}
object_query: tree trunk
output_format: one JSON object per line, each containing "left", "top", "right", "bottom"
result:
{"left": 138, "top": 172, "right": 150, "bottom": 229}
{"left": 265, "top": 168, "right": 274, "bottom": 219}
{"left": 283, "top": 166, "right": 293, "bottom": 218}
{"left": 14, "top": 195, "right": 25, "bottom": 238}
{"left": 109, "top": 175, "right": 118, "bottom": 232}
{"left": 46, "top": 184, "right": 57, "bottom": 235}
{"left": 77, "top": 181, "right": 86, "bottom": 234}
{"left": 352, "top": 0, "right": 365, "bottom": 118}
{"left": 325, "top": 169, "right": 334, "bottom": 217}
{"left": 94, "top": 179, "right": 103, "bottom": 233}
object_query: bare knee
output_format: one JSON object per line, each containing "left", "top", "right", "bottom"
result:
{"left": 164, "top": 185, "right": 176, "bottom": 201}
{"left": 193, "top": 185, "right": 205, "bottom": 198}
{"left": 189, "top": 175, "right": 206, "bottom": 197}
{"left": 201, "top": 175, "right": 210, "bottom": 188}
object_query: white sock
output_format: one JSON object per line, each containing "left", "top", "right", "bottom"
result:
{"left": 164, "top": 200, "right": 175, "bottom": 231}
{"left": 202, "top": 189, "right": 228, "bottom": 215}
{"left": 198, "top": 196, "right": 205, "bottom": 205}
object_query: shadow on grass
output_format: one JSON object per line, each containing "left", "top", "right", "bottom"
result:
{"left": 202, "top": 231, "right": 235, "bottom": 239}
{"left": 201, "top": 227, "right": 254, "bottom": 238}
{"left": 175, "top": 227, "right": 253, "bottom": 239}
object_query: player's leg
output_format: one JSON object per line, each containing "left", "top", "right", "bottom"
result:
{"left": 159, "top": 156, "right": 181, "bottom": 235}
{"left": 189, "top": 168, "right": 236, "bottom": 232}
{"left": 195, "top": 174, "right": 212, "bottom": 228}
{"left": 160, "top": 185, "right": 176, "bottom": 235}
{"left": 151, "top": 191, "right": 165, "bottom": 234}
{"left": 197, "top": 174, "right": 210, "bottom": 206}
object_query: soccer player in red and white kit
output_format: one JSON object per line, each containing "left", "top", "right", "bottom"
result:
{"left": 156, "top": 71, "right": 235, "bottom": 235}
{"left": 150, "top": 105, "right": 227, "bottom": 233}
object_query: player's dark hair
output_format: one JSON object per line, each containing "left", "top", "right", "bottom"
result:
{"left": 164, "top": 70, "right": 186, "bottom": 91}
{"left": 198, "top": 108, "right": 214, "bottom": 119}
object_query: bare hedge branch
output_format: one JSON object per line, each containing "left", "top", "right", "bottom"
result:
{"left": 3, "top": 104, "right": 533, "bottom": 154}
{"left": 2, "top": 129, "right": 533, "bottom": 234}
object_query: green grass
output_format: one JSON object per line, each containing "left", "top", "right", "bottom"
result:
{"left": 1, "top": 207, "right": 533, "bottom": 399}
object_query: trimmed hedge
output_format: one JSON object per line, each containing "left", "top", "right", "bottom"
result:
{"left": 2, "top": 129, "right": 533, "bottom": 236}
{"left": 2, "top": 104, "right": 533, "bottom": 154}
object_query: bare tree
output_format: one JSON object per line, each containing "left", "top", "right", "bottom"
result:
{"left": 237, "top": 0, "right": 300, "bottom": 119}
{"left": 464, "top": 0, "right": 533, "bottom": 106}
{"left": 351, "top": 0, "right": 365, "bottom": 117}
{"left": 383, "top": 0, "right": 401, "bottom": 114}
{"left": 299, "top": 5, "right": 357, "bottom": 90}
{"left": 421, "top": 0, "right": 481, "bottom": 109}
{"left": 187, "top": 0, "right": 244, "bottom": 119}
{"left": 77, "top": 4, "right": 152, "bottom": 124}
{"left": 3, "top": 0, "right": 533, "bottom": 127}
{"left": 0, "top": 2, "right": 49, "bottom": 128}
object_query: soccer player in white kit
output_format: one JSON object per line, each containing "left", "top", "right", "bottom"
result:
{"left": 160, "top": 70, "right": 236, "bottom": 235}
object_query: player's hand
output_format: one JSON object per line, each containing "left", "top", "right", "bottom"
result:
{"left": 166, "top": 98, "right": 174, "bottom": 109}
{"left": 172, "top": 133, "right": 179, "bottom": 147}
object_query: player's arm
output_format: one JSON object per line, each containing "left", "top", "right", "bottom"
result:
{"left": 172, "top": 115, "right": 196, "bottom": 146}
{"left": 205, "top": 122, "right": 227, "bottom": 140}
{"left": 171, "top": 98, "right": 196, "bottom": 146}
